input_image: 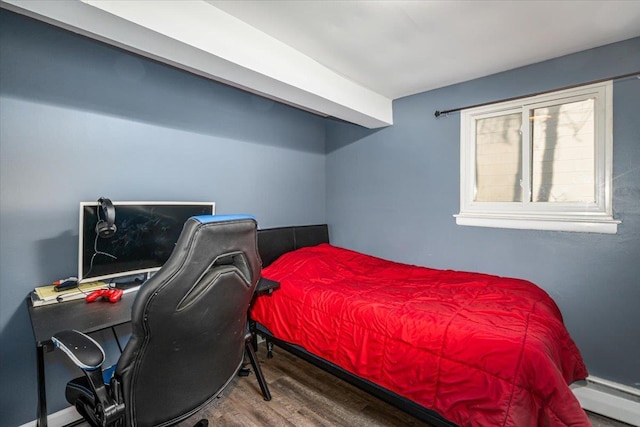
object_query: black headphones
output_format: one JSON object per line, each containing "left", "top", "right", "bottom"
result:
{"left": 95, "top": 197, "right": 117, "bottom": 238}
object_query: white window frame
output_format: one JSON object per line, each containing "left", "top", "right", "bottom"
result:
{"left": 456, "top": 81, "right": 619, "bottom": 234}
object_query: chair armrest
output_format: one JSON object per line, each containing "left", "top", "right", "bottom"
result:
{"left": 53, "top": 330, "right": 124, "bottom": 425}
{"left": 257, "top": 277, "right": 280, "bottom": 295}
{"left": 52, "top": 330, "right": 105, "bottom": 370}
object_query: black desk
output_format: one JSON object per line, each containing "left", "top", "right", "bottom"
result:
{"left": 27, "top": 292, "right": 137, "bottom": 427}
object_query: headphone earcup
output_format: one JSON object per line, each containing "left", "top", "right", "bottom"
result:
{"left": 95, "top": 219, "right": 117, "bottom": 238}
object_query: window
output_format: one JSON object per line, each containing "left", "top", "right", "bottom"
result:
{"left": 456, "top": 81, "right": 619, "bottom": 233}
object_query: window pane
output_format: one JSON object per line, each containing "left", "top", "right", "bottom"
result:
{"left": 531, "top": 99, "right": 595, "bottom": 203}
{"left": 475, "top": 113, "right": 522, "bottom": 202}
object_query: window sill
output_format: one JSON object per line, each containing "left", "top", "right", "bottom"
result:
{"left": 455, "top": 213, "right": 620, "bottom": 234}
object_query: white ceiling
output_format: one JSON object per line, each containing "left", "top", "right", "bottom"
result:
{"left": 209, "top": 0, "right": 640, "bottom": 99}
{"left": 2, "top": 0, "right": 640, "bottom": 128}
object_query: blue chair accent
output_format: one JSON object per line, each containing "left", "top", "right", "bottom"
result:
{"left": 192, "top": 214, "right": 258, "bottom": 224}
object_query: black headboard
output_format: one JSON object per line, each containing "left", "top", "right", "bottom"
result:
{"left": 257, "top": 224, "right": 329, "bottom": 267}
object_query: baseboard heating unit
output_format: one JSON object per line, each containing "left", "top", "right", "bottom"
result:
{"left": 571, "top": 376, "right": 640, "bottom": 426}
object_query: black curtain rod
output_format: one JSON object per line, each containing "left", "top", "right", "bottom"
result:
{"left": 434, "top": 71, "right": 640, "bottom": 118}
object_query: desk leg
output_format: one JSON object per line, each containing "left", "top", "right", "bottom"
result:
{"left": 111, "top": 327, "right": 123, "bottom": 353}
{"left": 36, "top": 344, "right": 48, "bottom": 427}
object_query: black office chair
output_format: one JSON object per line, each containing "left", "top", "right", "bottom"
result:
{"left": 52, "top": 215, "right": 272, "bottom": 426}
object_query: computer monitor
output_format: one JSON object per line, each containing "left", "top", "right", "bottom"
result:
{"left": 78, "top": 201, "right": 215, "bottom": 283}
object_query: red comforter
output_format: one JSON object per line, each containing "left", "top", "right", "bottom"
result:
{"left": 251, "top": 244, "right": 589, "bottom": 426}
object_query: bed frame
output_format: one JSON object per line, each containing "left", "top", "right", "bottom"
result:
{"left": 254, "top": 224, "right": 457, "bottom": 427}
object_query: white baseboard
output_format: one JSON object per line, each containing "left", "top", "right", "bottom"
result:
{"left": 572, "top": 376, "right": 640, "bottom": 426}
{"left": 19, "top": 406, "right": 83, "bottom": 427}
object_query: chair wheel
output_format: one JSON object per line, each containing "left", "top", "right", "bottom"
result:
{"left": 238, "top": 367, "right": 251, "bottom": 377}
{"left": 194, "top": 420, "right": 209, "bottom": 427}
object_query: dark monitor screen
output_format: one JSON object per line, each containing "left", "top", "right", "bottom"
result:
{"left": 78, "top": 201, "right": 215, "bottom": 283}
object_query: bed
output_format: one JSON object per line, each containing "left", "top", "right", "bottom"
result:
{"left": 251, "top": 224, "right": 589, "bottom": 427}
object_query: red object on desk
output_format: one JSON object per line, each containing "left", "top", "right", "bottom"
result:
{"left": 85, "top": 288, "right": 123, "bottom": 303}
{"left": 52, "top": 277, "right": 78, "bottom": 292}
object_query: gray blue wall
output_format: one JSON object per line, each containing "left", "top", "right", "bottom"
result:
{"left": 0, "top": 10, "right": 325, "bottom": 426}
{"left": 327, "top": 38, "right": 640, "bottom": 390}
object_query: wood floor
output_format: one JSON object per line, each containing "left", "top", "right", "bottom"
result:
{"left": 176, "top": 343, "right": 631, "bottom": 427}
{"left": 72, "top": 341, "right": 631, "bottom": 426}
{"left": 179, "top": 344, "right": 432, "bottom": 427}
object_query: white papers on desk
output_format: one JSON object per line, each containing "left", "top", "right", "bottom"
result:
{"left": 30, "top": 281, "right": 108, "bottom": 307}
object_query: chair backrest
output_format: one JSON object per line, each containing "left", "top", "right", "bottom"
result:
{"left": 115, "top": 215, "right": 261, "bottom": 426}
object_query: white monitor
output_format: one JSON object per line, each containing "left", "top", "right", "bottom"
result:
{"left": 78, "top": 201, "right": 215, "bottom": 283}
